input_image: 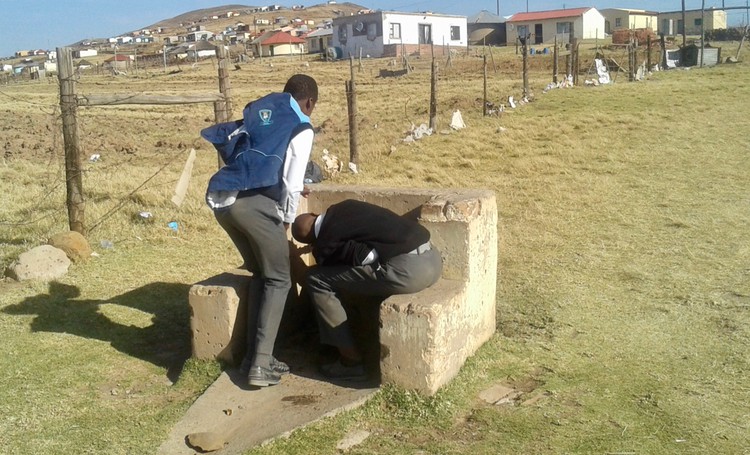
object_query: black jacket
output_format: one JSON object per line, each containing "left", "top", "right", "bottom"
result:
{"left": 313, "top": 199, "right": 430, "bottom": 266}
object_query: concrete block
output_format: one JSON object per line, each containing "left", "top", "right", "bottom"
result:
{"left": 190, "top": 185, "right": 498, "bottom": 395}
{"left": 189, "top": 269, "right": 252, "bottom": 364}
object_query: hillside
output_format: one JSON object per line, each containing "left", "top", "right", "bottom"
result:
{"left": 142, "top": 2, "right": 367, "bottom": 36}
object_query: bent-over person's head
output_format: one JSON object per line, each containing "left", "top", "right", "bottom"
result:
{"left": 283, "top": 74, "right": 318, "bottom": 117}
{"left": 291, "top": 213, "right": 318, "bottom": 244}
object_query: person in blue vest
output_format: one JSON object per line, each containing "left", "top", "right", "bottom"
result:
{"left": 201, "top": 74, "right": 317, "bottom": 388}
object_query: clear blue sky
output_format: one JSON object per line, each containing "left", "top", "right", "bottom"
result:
{"left": 0, "top": 0, "right": 745, "bottom": 58}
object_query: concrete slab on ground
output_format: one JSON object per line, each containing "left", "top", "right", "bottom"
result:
{"left": 159, "top": 366, "right": 378, "bottom": 454}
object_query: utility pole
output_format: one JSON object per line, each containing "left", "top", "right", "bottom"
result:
{"left": 681, "top": 0, "right": 687, "bottom": 46}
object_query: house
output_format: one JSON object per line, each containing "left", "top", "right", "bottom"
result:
{"left": 468, "top": 10, "right": 507, "bottom": 45}
{"left": 187, "top": 41, "right": 218, "bottom": 59}
{"left": 163, "top": 35, "right": 181, "bottom": 44}
{"left": 657, "top": 8, "right": 726, "bottom": 35}
{"left": 72, "top": 49, "right": 98, "bottom": 58}
{"left": 506, "top": 7, "right": 605, "bottom": 45}
{"left": 332, "top": 10, "right": 467, "bottom": 59}
{"left": 76, "top": 59, "right": 94, "bottom": 70}
{"left": 251, "top": 31, "right": 306, "bottom": 57}
{"left": 187, "top": 30, "right": 215, "bottom": 41}
{"left": 601, "top": 8, "right": 658, "bottom": 34}
{"left": 14, "top": 61, "right": 46, "bottom": 79}
{"left": 104, "top": 54, "right": 131, "bottom": 71}
{"left": 306, "top": 27, "right": 334, "bottom": 54}
{"left": 43, "top": 60, "right": 56, "bottom": 73}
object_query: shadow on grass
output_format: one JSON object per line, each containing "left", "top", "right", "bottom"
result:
{"left": 2, "top": 281, "right": 191, "bottom": 383}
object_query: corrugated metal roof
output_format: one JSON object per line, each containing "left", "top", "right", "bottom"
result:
{"left": 508, "top": 7, "right": 592, "bottom": 22}
{"left": 468, "top": 10, "right": 506, "bottom": 24}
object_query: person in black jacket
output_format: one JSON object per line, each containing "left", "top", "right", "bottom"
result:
{"left": 292, "top": 199, "right": 442, "bottom": 380}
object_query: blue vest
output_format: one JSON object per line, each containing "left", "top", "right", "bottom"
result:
{"left": 202, "top": 92, "right": 311, "bottom": 194}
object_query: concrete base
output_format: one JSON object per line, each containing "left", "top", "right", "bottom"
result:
{"left": 159, "top": 365, "right": 377, "bottom": 454}
{"left": 188, "top": 185, "right": 497, "bottom": 396}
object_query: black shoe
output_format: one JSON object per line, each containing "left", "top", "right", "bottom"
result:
{"left": 270, "top": 356, "right": 290, "bottom": 374}
{"left": 319, "top": 360, "right": 367, "bottom": 381}
{"left": 248, "top": 366, "right": 281, "bottom": 387}
{"left": 240, "top": 356, "right": 289, "bottom": 375}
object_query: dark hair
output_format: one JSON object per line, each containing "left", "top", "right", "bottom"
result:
{"left": 283, "top": 74, "right": 318, "bottom": 103}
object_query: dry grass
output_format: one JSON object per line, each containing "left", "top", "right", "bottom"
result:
{"left": 1, "top": 43, "right": 749, "bottom": 454}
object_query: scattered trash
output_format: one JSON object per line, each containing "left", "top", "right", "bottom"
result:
{"left": 403, "top": 123, "right": 433, "bottom": 142}
{"left": 496, "top": 126, "right": 507, "bottom": 134}
{"left": 167, "top": 221, "right": 179, "bottom": 232}
{"left": 348, "top": 162, "right": 358, "bottom": 174}
{"left": 543, "top": 75, "right": 575, "bottom": 93}
{"left": 508, "top": 96, "right": 516, "bottom": 109}
{"left": 139, "top": 211, "right": 153, "bottom": 220}
{"left": 304, "top": 160, "right": 324, "bottom": 183}
{"left": 89, "top": 154, "right": 101, "bottom": 162}
{"left": 484, "top": 102, "right": 505, "bottom": 116}
{"left": 450, "top": 110, "right": 467, "bottom": 130}
{"left": 321, "top": 149, "right": 343, "bottom": 178}
{"left": 100, "top": 240, "right": 114, "bottom": 249}
{"left": 223, "top": 408, "right": 232, "bottom": 416}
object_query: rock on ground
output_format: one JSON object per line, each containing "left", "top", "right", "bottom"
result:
{"left": 5, "top": 245, "right": 71, "bottom": 281}
{"left": 336, "top": 429, "right": 371, "bottom": 452}
{"left": 48, "top": 231, "right": 93, "bottom": 262}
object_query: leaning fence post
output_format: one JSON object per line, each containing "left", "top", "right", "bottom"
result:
{"left": 346, "top": 56, "right": 359, "bottom": 168}
{"left": 57, "top": 46, "right": 86, "bottom": 235}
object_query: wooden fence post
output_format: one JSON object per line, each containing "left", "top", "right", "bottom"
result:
{"left": 660, "top": 33, "right": 668, "bottom": 68}
{"left": 647, "top": 35, "right": 652, "bottom": 70}
{"left": 57, "top": 47, "right": 85, "bottom": 235}
{"left": 571, "top": 38, "right": 579, "bottom": 86}
{"left": 429, "top": 57, "right": 438, "bottom": 130}
{"left": 483, "top": 54, "right": 488, "bottom": 117}
{"left": 216, "top": 45, "right": 233, "bottom": 121}
{"left": 346, "top": 57, "right": 359, "bottom": 166}
{"left": 553, "top": 35, "right": 559, "bottom": 83}
{"left": 522, "top": 38, "right": 530, "bottom": 98}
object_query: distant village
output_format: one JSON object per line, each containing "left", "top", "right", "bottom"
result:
{"left": 2, "top": 1, "right": 733, "bottom": 79}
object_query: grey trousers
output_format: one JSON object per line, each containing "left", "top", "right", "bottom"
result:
{"left": 306, "top": 247, "right": 442, "bottom": 352}
{"left": 214, "top": 194, "right": 290, "bottom": 370}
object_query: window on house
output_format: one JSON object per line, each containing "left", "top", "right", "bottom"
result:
{"left": 450, "top": 26, "right": 461, "bottom": 40}
{"left": 517, "top": 25, "right": 529, "bottom": 41}
{"left": 390, "top": 22, "right": 401, "bottom": 39}
{"left": 677, "top": 19, "right": 684, "bottom": 33}
{"left": 694, "top": 18, "right": 702, "bottom": 26}
{"left": 615, "top": 18, "right": 622, "bottom": 27}
{"left": 556, "top": 22, "right": 571, "bottom": 33}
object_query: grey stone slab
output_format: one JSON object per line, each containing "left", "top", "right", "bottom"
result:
{"left": 159, "top": 367, "right": 378, "bottom": 455}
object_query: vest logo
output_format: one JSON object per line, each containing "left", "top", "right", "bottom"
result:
{"left": 259, "top": 109, "right": 273, "bottom": 125}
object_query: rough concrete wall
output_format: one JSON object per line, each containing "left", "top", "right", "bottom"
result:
{"left": 189, "top": 270, "right": 252, "bottom": 364}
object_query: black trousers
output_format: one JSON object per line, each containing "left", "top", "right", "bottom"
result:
{"left": 305, "top": 247, "right": 442, "bottom": 352}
